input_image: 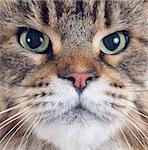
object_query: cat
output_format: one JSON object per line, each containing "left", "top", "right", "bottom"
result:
{"left": 0, "top": 0, "right": 148, "bottom": 150}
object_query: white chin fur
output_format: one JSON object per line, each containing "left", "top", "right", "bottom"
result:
{"left": 32, "top": 78, "right": 127, "bottom": 150}
{"left": 34, "top": 119, "right": 117, "bottom": 150}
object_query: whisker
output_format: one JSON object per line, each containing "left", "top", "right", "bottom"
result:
{"left": 0, "top": 86, "right": 15, "bottom": 92}
{"left": 0, "top": 114, "right": 24, "bottom": 131}
{"left": 2, "top": 114, "right": 34, "bottom": 150}
{"left": 121, "top": 112, "right": 148, "bottom": 138}
{"left": 0, "top": 113, "right": 31, "bottom": 144}
{"left": 110, "top": 116, "right": 126, "bottom": 149}
{"left": 118, "top": 121, "right": 132, "bottom": 150}
{"left": 0, "top": 98, "right": 34, "bottom": 115}
{"left": 129, "top": 108, "right": 148, "bottom": 119}
{"left": 10, "top": 95, "right": 29, "bottom": 100}
{"left": 0, "top": 107, "right": 31, "bottom": 130}
{"left": 120, "top": 119, "right": 147, "bottom": 150}
{"left": 128, "top": 112, "right": 148, "bottom": 126}
{"left": 18, "top": 117, "right": 40, "bottom": 149}
{"left": 117, "top": 107, "right": 148, "bottom": 141}
{"left": 129, "top": 90, "right": 148, "bottom": 93}
{"left": 0, "top": 104, "right": 25, "bottom": 115}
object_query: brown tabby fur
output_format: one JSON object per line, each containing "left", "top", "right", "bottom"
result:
{"left": 0, "top": 0, "right": 148, "bottom": 150}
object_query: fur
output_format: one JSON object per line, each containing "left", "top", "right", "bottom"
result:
{"left": 0, "top": 0, "right": 148, "bottom": 150}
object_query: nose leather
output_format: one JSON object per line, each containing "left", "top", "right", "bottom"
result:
{"left": 65, "top": 73, "right": 94, "bottom": 89}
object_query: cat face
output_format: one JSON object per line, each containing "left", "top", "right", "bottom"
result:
{"left": 0, "top": 0, "right": 148, "bottom": 150}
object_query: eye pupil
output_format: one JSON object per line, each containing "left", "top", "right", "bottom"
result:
{"left": 103, "top": 33, "right": 120, "bottom": 51}
{"left": 26, "top": 29, "right": 44, "bottom": 49}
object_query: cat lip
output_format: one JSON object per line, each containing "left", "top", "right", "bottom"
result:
{"left": 75, "top": 104, "right": 86, "bottom": 110}
{"left": 43, "top": 103, "right": 101, "bottom": 122}
{"left": 63, "top": 103, "right": 88, "bottom": 114}
{"left": 71, "top": 103, "right": 100, "bottom": 119}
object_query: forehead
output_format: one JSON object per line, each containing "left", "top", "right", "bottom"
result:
{"left": 0, "top": 0, "right": 145, "bottom": 27}
{"left": 39, "top": 0, "right": 145, "bottom": 47}
{"left": 0, "top": 0, "right": 146, "bottom": 45}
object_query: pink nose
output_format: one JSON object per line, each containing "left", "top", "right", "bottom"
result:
{"left": 65, "top": 73, "right": 95, "bottom": 89}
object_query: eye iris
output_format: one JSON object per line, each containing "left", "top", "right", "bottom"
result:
{"left": 103, "top": 33, "right": 120, "bottom": 51}
{"left": 26, "top": 29, "right": 44, "bottom": 49}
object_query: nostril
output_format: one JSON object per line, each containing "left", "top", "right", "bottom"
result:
{"left": 61, "top": 72, "right": 99, "bottom": 93}
{"left": 67, "top": 77, "right": 75, "bottom": 83}
{"left": 86, "top": 77, "right": 93, "bottom": 82}
{"left": 86, "top": 74, "right": 98, "bottom": 83}
{"left": 63, "top": 76, "right": 75, "bottom": 84}
{"left": 85, "top": 77, "right": 93, "bottom": 85}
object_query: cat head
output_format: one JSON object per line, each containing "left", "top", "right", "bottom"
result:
{"left": 0, "top": 0, "right": 148, "bottom": 149}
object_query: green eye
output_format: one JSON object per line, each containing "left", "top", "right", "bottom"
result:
{"left": 19, "top": 28, "right": 50, "bottom": 53}
{"left": 99, "top": 31, "right": 129, "bottom": 55}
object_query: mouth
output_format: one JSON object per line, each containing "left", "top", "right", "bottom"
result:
{"left": 75, "top": 103, "right": 86, "bottom": 110}
{"left": 41, "top": 95, "right": 103, "bottom": 123}
{"left": 41, "top": 101, "right": 106, "bottom": 125}
{"left": 65, "top": 103, "right": 100, "bottom": 120}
